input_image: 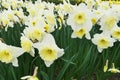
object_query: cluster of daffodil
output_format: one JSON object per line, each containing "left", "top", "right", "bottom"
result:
{"left": 0, "top": 0, "right": 65, "bottom": 67}
{"left": 0, "top": 0, "right": 120, "bottom": 69}
{"left": 66, "top": 0, "right": 120, "bottom": 53}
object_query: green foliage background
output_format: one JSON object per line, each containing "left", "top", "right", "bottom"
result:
{"left": 0, "top": 0, "right": 120, "bottom": 80}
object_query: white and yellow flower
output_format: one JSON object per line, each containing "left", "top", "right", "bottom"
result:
{"left": 26, "top": 2, "right": 44, "bottom": 17}
{"left": 4, "top": 9, "right": 19, "bottom": 22}
{"left": 44, "top": 10, "right": 56, "bottom": 27}
{"left": 8, "top": 0, "right": 18, "bottom": 10}
{"left": 60, "top": 0, "right": 73, "bottom": 14}
{"left": 21, "top": 67, "right": 39, "bottom": 80}
{"left": 34, "top": 1, "right": 44, "bottom": 10}
{"left": 85, "top": 0, "right": 96, "bottom": 9}
{"left": 57, "top": 10, "right": 65, "bottom": 27}
{"left": 0, "top": 42, "right": 25, "bottom": 67}
{"left": 0, "top": 10, "right": 13, "bottom": 27}
{"left": 92, "top": 33, "right": 115, "bottom": 52}
{"left": 112, "top": 26, "right": 120, "bottom": 41}
{"left": 21, "top": 35, "right": 35, "bottom": 57}
{"left": 91, "top": 9, "right": 104, "bottom": 25}
{"left": 13, "top": 9, "right": 27, "bottom": 24}
{"left": 108, "top": 63, "right": 120, "bottom": 73}
{"left": 43, "top": 1, "right": 55, "bottom": 11}
{"left": 26, "top": 3, "right": 37, "bottom": 17}
{"left": 103, "top": 59, "right": 109, "bottom": 72}
{"left": 25, "top": 16, "right": 44, "bottom": 28}
{"left": 71, "top": 24, "right": 92, "bottom": 39}
{"left": 2, "top": 1, "right": 10, "bottom": 9}
{"left": 23, "top": 26, "right": 45, "bottom": 42}
{"left": 111, "top": 5, "right": 120, "bottom": 20}
{"left": 97, "top": 1, "right": 111, "bottom": 10}
{"left": 99, "top": 10, "right": 118, "bottom": 32}
{"left": 67, "top": 3, "right": 92, "bottom": 31}
{"left": 0, "top": 16, "right": 10, "bottom": 27}
{"left": 33, "top": 34, "right": 64, "bottom": 67}
{"left": 43, "top": 10, "right": 57, "bottom": 33}
{"left": 43, "top": 23, "right": 53, "bottom": 33}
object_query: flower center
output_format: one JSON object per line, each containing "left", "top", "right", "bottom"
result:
{"left": 112, "top": 30, "right": 120, "bottom": 39}
{"left": 0, "top": 49, "right": 12, "bottom": 63}
{"left": 105, "top": 17, "right": 115, "bottom": 30}
{"left": 74, "top": 13, "right": 86, "bottom": 25}
{"left": 74, "top": 28, "right": 86, "bottom": 38}
{"left": 40, "top": 47, "right": 57, "bottom": 61}
{"left": 98, "top": 39, "right": 109, "bottom": 48}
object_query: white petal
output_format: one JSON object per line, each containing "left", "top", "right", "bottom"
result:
{"left": 85, "top": 33, "right": 91, "bottom": 40}
{"left": 0, "top": 42, "right": 7, "bottom": 50}
{"left": 21, "top": 76, "right": 31, "bottom": 79}
{"left": 42, "top": 34, "right": 56, "bottom": 45}
{"left": 29, "top": 48, "right": 35, "bottom": 57}
{"left": 33, "top": 42, "right": 41, "bottom": 49}
{"left": 97, "top": 47, "right": 103, "bottom": 53}
{"left": 71, "top": 32, "right": 77, "bottom": 38}
{"left": 10, "top": 46, "right": 25, "bottom": 57}
{"left": 5, "top": 26, "right": 8, "bottom": 31}
{"left": 57, "top": 49, "right": 64, "bottom": 58}
{"left": 33, "top": 34, "right": 56, "bottom": 49}
{"left": 12, "top": 58, "right": 18, "bottom": 67}
{"left": 44, "top": 61, "right": 54, "bottom": 67}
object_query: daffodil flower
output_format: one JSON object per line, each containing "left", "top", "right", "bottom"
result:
{"left": 103, "top": 59, "right": 109, "bottom": 72}
{"left": 71, "top": 25, "right": 91, "bottom": 39}
{"left": 25, "top": 16, "right": 44, "bottom": 28}
{"left": 21, "top": 67, "right": 39, "bottom": 80}
{"left": 21, "top": 35, "right": 35, "bottom": 57}
{"left": 92, "top": 33, "right": 115, "bottom": 52}
{"left": 0, "top": 42, "right": 25, "bottom": 67}
{"left": 43, "top": 22, "right": 54, "bottom": 33}
{"left": 23, "top": 26, "right": 45, "bottom": 42}
{"left": 61, "top": 0, "right": 73, "bottom": 14}
{"left": 99, "top": 11, "right": 119, "bottom": 32}
{"left": 33, "top": 34, "right": 64, "bottom": 67}
{"left": 85, "top": 0, "right": 96, "bottom": 9}
{"left": 67, "top": 3, "right": 92, "bottom": 30}
{"left": 108, "top": 63, "right": 120, "bottom": 73}
{"left": 112, "top": 26, "right": 120, "bottom": 41}
{"left": 44, "top": 9, "right": 57, "bottom": 33}
{"left": 67, "top": 3, "right": 92, "bottom": 40}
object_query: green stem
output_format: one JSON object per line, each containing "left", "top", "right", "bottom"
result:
{"left": 10, "top": 65, "right": 17, "bottom": 80}
{"left": 57, "top": 55, "right": 76, "bottom": 80}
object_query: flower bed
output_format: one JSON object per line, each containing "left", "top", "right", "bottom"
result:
{"left": 0, "top": 0, "right": 120, "bottom": 80}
